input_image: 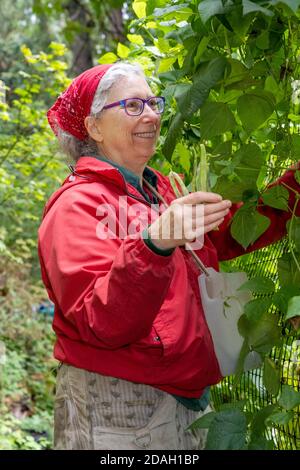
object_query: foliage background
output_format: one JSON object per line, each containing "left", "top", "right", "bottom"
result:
{"left": 1, "top": 0, "right": 300, "bottom": 449}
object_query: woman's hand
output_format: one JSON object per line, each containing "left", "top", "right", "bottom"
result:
{"left": 148, "top": 191, "right": 232, "bottom": 251}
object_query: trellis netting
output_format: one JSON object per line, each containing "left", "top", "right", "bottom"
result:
{"left": 211, "top": 238, "right": 300, "bottom": 450}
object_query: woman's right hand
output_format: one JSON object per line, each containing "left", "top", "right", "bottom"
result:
{"left": 148, "top": 191, "right": 232, "bottom": 251}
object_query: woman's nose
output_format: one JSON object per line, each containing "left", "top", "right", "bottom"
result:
{"left": 141, "top": 104, "right": 160, "bottom": 122}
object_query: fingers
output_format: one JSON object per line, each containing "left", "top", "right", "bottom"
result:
{"left": 204, "top": 200, "right": 232, "bottom": 215}
{"left": 203, "top": 218, "right": 225, "bottom": 234}
{"left": 171, "top": 191, "right": 222, "bottom": 206}
{"left": 203, "top": 208, "right": 230, "bottom": 226}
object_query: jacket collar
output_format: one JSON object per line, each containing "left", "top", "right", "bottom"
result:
{"left": 74, "top": 156, "right": 169, "bottom": 198}
{"left": 42, "top": 156, "right": 171, "bottom": 220}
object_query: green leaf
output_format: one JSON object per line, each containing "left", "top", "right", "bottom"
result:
{"left": 98, "top": 52, "right": 118, "bottom": 64}
{"left": 269, "top": 0, "right": 300, "bottom": 13}
{"left": 145, "top": 0, "right": 166, "bottom": 16}
{"left": 153, "top": 3, "right": 192, "bottom": 20}
{"left": 237, "top": 91, "right": 275, "bottom": 132}
{"left": 248, "top": 436, "right": 274, "bottom": 450}
{"left": 188, "top": 411, "right": 216, "bottom": 431}
{"left": 231, "top": 208, "right": 257, "bottom": 249}
{"left": 132, "top": 0, "right": 146, "bottom": 18}
{"left": 205, "top": 410, "right": 247, "bottom": 450}
{"left": 278, "top": 385, "right": 300, "bottom": 410}
{"left": 262, "top": 185, "right": 289, "bottom": 211}
{"left": 244, "top": 298, "right": 272, "bottom": 322}
{"left": 251, "top": 405, "right": 277, "bottom": 436}
{"left": 287, "top": 216, "right": 300, "bottom": 252}
{"left": 291, "top": 135, "right": 300, "bottom": 159}
{"left": 162, "top": 113, "right": 185, "bottom": 161}
{"left": 285, "top": 295, "right": 300, "bottom": 321}
{"left": 242, "top": 0, "right": 273, "bottom": 16}
{"left": 231, "top": 207, "right": 270, "bottom": 249}
{"left": 238, "top": 276, "right": 275, "bottom": 294}
{"left": 216, "top": 143, "right": 264, "bottom": 201}
{"left": 278, "top": 253, "right": 300, "bottom": 287}
{"left": 239, "top": 311, "right": 281, "bottom": 356}
{"left": 117, "top": 43, "right": 130, "bottom": 59}
{"left": 273, "top": 285, "right": 300, "bottom": 313}
{"left": 251, "top": 211, "right": 271, "bottom": 244}
{"left": 172, "top": 142, "right": 191, "bottom": 173}
{"left": 263, "top": 357, "right": 281, "bottom": 396}
{"left": 177, "top": 57, "right": 227, "bottom": 119}
{"left": 198, "top": 0, "right": 227, "bottom": 23}
{"left": 127, "top": 34, "right": 145, "bottom": 45}
{"left": 157, "top": 57, "right": 177, "bottom": 73}
{"left": 266, "top": 410, "right": 294, "bottom": 426}
{"left": 247, "top": 314, "right": 281, "bottom": 354}
{"left": 199, "top": 102, "right": 236, "bottom": 138}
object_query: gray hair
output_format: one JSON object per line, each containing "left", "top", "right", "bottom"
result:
{"left": 57, "top": 62, "right": 146, "bottom": 161}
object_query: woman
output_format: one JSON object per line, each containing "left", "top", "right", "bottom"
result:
{"left": 38, "top": 62, "right": 300, "bottom": 450}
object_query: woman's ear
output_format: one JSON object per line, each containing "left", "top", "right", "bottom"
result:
{"left": 84, "top": 116, "right": 103, "bottom": 143}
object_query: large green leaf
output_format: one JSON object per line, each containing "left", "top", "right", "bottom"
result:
{"left": 205, "top": 410, "right": 247, "bottom": 450}
{"left": 234, "top": 143, "right": 264, "bottom": 183}
{"left": 244, "top": 298, "right": 272, "bottom": 322}
{"left": 262, "top": 185, "right": 289, "bottom": 211}
{"left": 266, "top": 410, "right": 294, "bottom": 426}
{"left": 287, "top": 216, "right": 300, "bottom": 252}
{"left": 278, "top": 253, "right": 300, "bottom": 287}
{"left": 285, "top": 295, "right": 300, "bottom": 321}
{"left": 212, "top": 143, "right": 264, "bottom": 203}
{"left": 273, "top": 285, "right": 300, "bottom": 313}
{"left": 251, "top": 211, "right": 271, "bottom": 245}
{"left": 242, "top": 0, "right": 273, "bottom": 16}
{"left": 188, "top": 411, "right": 216, "bottom": 431}
{"left": 162, "top": 112, "right": 185, "bottom": 161}
{"left": 269, "top": 0, "right": 300, "bottom": 13}
{"left": 199, "top": 102, "right": 236, "bottom": 138}
{"left": 278, "top": 385, "right": 300, "bottom": 410}
{"left": 263, "top": 357, "right": 281, "bottom": 396}
{"left": 239, "top": 276, "right": 275, "bottom": 294}
{"left": 177, "top": 57, "right": 227, "bottom": 119}
{"left": 145, "top": 0, "right": 167, "bottom": 15}
{"left": 239, "top": 311, "right": 281, "bottom": 355}
{"left": 247, "top": 436, "right": 274, "bottom": 450}
{"left": 211, "top": 176, "right": 249, "bottom": 202}
{"left": 198, "top": 0, "right": 229, "bottom": 23}
{"left": 237, "top": 90, "right": 275, "bottom": 132}
{"left": 153, "top": 3, "right": 192, "bottom": 20}
{"left": 250, "top": 405, "right": 277, "bottom": 436}
{"left": 246, "top": 313, "right": 281, "bottom": 354}
{"left": 230, "top": 207, "right": 257, "bottom": 249}
{"left": 231, "top": 207, "right": 270, "bottom": 249}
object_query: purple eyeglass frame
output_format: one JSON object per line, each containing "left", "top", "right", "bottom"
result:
{"left": 102, "top": 96, "right": 165, "bottom": 116}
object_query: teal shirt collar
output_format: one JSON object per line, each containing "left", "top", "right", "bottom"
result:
{"left": 94, "top": 155, "right": 158, "bottom": 203}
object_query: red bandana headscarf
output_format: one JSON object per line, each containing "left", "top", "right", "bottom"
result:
{"left": 47, "top": 64, "right": 113, "bottom": 141}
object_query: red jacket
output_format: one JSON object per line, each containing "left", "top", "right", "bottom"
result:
{"left": 38, "top": 157, "right": 300, "bottom": 397}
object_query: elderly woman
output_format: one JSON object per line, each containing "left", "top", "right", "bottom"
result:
{"left": 38, "top": 61, "right": 300, "bottom": 450}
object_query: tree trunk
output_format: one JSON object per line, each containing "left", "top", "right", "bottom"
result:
{"left": 107, "top": 8, "right": 126, "bottom": 43}
{"left": 65, "top": 0, "right": 94, "bottom": 75}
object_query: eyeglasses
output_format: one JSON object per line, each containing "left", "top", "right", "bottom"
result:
{"left": 103, "top": 96, "right": 165, "bottom": 116}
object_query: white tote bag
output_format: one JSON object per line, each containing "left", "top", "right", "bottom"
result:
{"left": 141, "top": 178, "right": 262, "bottom": 378}
{"left": 198, "top": 267, "right": 262, "bottom": 377}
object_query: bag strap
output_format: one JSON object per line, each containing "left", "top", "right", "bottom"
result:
{"left": 143, "top": 178, "right": 210, "bottom": 277}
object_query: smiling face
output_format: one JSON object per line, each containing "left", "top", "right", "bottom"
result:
{"left": 86, "top": 74, "right": 161, "bottom": 176}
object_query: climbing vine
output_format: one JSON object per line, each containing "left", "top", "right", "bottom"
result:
{"left": 99, "top": 0, "right": 300, "bottom": 449}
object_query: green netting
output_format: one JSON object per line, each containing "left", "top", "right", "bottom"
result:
{"left": 211, "top": 237, "right": 300, "bottom": 450}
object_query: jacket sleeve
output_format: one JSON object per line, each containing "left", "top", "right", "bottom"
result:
{"left": 38, "top": 188, "right": 175, "bottom": 348}
{"left": 208, "top": 167, "right": 300, "bottom": 261}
